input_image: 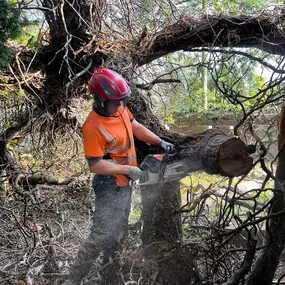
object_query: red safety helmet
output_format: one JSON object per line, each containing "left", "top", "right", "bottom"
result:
{"left": 88, "top": 68, "right": 131, "bottom": 116}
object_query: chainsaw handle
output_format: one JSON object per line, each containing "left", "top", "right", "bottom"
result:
{"left": 165, "top": 145, "right": 172, "bottom": 154}
{"left": 160, "top": 147, "right": 172, "bottom": 178}
{"left": 160, "top": 140, "right": 175, "bottom": 154}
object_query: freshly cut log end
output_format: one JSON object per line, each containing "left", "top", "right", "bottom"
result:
{"left": 219, "top": 138, "right": 253, "bottom": 177}
{"left": 173, "top": 129, "right": 253, "bottom": 177}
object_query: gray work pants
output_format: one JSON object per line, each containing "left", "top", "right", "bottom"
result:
{"left": 67, "top": 175, "right": 132, "bottom": 285}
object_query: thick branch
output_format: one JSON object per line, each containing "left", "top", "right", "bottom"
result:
{"left": 0, "top": 111, "right": 30, "bottom": 174}
{"left": 135, "top": 8, "right": 285, "bottom": 66}
{"left": 175, "top": 129, "right": 253, "bottom": 177}
{"left": 21, "top": 175, "right": 74, "bottom": 186}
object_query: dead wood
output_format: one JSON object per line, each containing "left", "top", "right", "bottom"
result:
{"left": 222, "top": 231, "right": 257, "bottom": 285}
{"left": 134, "top": 7, "right": 285, "bottom": 66}
{"left": 21, "top": 175, "right": 75, "bottom": 187}
{"left": 246, "top": 106, "right": 285, "bottom": 285}
{"left": 173, "top": 128, "right": 253, "bottom": 177}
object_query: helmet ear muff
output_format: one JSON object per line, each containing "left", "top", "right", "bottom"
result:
{"left": 93, "top": 95, "right": 113, "bottom": 117}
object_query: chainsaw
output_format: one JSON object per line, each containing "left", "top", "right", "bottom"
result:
{"left": 136, "top": 147, "right": 200, "bottom": 186}
{"left": 135, "top": 143, "right": 257, "bottom": 186}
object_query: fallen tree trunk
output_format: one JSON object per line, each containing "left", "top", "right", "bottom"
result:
{"left": 134, "top": 6, "right": 285, "bottom": 66}
{"left": 169, "top": 128, "right": 253, "bottom": 177}
{"left": 140, "top": 128, "right": 253, "bottom": 285}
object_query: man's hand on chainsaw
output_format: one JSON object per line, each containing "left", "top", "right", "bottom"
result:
{"left": 160, "top": 140, "right": 175, "bottom": 153}
{"left": 128, "top": 166, "right": 143, "bottom": 181}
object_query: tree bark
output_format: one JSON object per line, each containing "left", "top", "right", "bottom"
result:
{"left": 246, "top": 106, "right": 285, "bottom": 285}
{"left": 134, "top": 7, "right": 285, "bottom": 66}
{"left": 140, "top": 181, "right": 201, "bottom": 285}
{"left": 171, "top": 129, "right": 253, "bottom": 177}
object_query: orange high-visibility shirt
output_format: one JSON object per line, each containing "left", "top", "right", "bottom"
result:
{"left": 82, "top": 106, "right": 137, "bottom": 186}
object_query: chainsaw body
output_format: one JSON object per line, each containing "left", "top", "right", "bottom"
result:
{"left": 137, "top": 153, "right": 188, "bottom": 186}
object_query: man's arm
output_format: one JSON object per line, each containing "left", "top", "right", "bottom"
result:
{"left": 89, "top": 159, "right": 130, "bottom": 175}
{"left": 131, "top": 119, "right": 175, "bottom": 152}
{"left": 88, "top": 159, "right": 143, "bottom": 181}
{"left": 131, "top": 119, "right": 161, "bottom": 145}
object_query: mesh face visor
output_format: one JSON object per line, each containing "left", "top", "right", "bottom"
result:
{"left": 107, "top": 95, "right": 130, "bottom": 117}
{"left": 108, "top": 96, "right": 129, "bottom": 109}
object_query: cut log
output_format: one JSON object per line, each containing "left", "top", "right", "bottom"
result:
{"left": 176, "top": 128, "right": 253, "bottom": 177}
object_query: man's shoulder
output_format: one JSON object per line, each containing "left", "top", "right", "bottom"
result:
{"left": 83, "top": 110, "right": 100, "bottom": 127}
{"left": 82, "top": 112, "right": 99, "bottom": 134}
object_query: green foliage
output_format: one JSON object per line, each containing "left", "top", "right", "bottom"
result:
{"left": 16, "top": 25, "right": 41, "bottom": 48}
{"left": 213, "top": 0, "right": 283, "bottom": 13}
{"left": 0, "top": 44, "right": 14, "bottom": 68}
{"left": 154, "top": 49, "right": 272, "bottom": 121}
{"left": 0, "top": 0, "right": 38, "bottom": 68}
{"left": 0, "top": 0, "right": 28, "bottom": 43}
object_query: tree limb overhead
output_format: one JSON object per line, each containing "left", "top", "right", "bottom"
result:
{"left": 134, "top": 7, "right": 285, "bottom": 66}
